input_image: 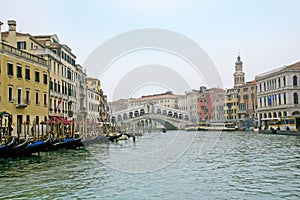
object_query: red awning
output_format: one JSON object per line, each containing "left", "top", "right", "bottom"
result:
{"left": 41, "top": 116, "right": 70, "bottom": 125}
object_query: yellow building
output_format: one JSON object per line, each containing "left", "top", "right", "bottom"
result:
{"left": 224, "top": 88, "right": 239, "bottom": 121}
{"left": 0, "top": 23, "right": 49, "bottom": 136}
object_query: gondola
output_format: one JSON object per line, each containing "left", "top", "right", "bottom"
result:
{"left": 20, "top": 135, "right": 52, "bottom": 156}
{"left": 0, "top": 137, "right": 15, "bottom": 157}
{"left": 52, "top": 136, "right": 83, "bottom": 150}
{"left": 80, "top": 135, "right": 109, "bottom": 146}
{"left": 106, "top": 133, "right": 123, "bottom": 142}
{"left": 6, "top": 136, "right": 29, "bottom": 157}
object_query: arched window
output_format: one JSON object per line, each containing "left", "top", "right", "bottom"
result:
{"left": 294, "top": 92, "right": 298, "bottom": 104}
{"left": 293, "top": 75, "right": 298, "bottom": 86}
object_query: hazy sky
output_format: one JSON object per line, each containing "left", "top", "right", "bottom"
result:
{"left": 1, "top": 0, "right": 300, "bottom": 100}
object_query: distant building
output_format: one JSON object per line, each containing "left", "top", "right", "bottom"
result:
{"left": 178, "top": 89, "right": 201, "bottom": 124}
{"left": 86, "top": 77, "right": 108, "bottom": 123}
{"left": 197, "top": 86, "right": 211, "bottom": 121}
{"left": 224, "top": 88, "right": 239, "bottom": 121}
{"left": 255, "top": 62, "right": 300, "bottom": 127}
{"left": 237, "top": 80, "right": 257, "bottom": 127}
{"left": 233, "top": 54, "right": 245, "bottom": 88}
{"left": 209, "top": 87, "right": 225, "bottom": 121}
{"left": 128, "top": 91, "right": 180, "bottom": 110}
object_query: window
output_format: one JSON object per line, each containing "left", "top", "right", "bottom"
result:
{"left": 17, "top": 64, "right": 22, "bottom": 78}
{"left": 17, "top": 88, "right": 22, "bottom": 104}
{"left": 43, "top": 93, "right": 47, "bottom": 106}
{"left": 35, "top": 91, "right": 39, "bottom": 105}
{"left": 17, "top": 41, "right": 26, "bottom": 50}
{"left": 294, "top": 93, "right": 298, "bottom": 104}
{"left": 25, "top": 67, "right": 30, "bottom": 80}
{"left": 50, "top": 78, "right": 53, "bottom": 91}
{"left": 43, "top": 73, "right": 48, "bottom": 85}
{"left": 35, "top": 71, "right": 40, "bottom": 82}
{"left": 8, "top": 86, "right": 13, "bottom": 101}
{"left": 278, "top": 78, "right": 281, "bottom": 88}
{"left": 54, "top": 81, "right": 57, "bottom": 92}
{"left": 283, "top": 76, "right": 286, "bottom": 87}
{"left": 293, "top": 75, "right": 298, "bottom": 86}
{"left": 58, "top": 82, "right": 60, "bottom": 93}
{"left": 7, "top": 62, "right": 13, "bottom": 76}
{"left": 25, "top": 90, "right": 30, "bottom": 104}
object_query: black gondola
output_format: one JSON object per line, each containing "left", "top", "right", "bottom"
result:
{"left": 80, "top": 135, "right": 109, "bottom": 146}
{"left": 52, "top": 136, "right": 82, "bottom": 150}
{"left": 106, "top": 133, "right": 123, "bottom": 142}
{"left": 0, "top": 137, "right": 15, "bottom": 157}
{"left": 20, "top": 135, "right": 52, "bottom": 156}
{"left": 6, "top": 136, "right": 29, "bottom": 157}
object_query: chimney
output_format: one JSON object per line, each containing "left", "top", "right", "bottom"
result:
{"left": 7, "top": 20, "right": 17, "bottom": 47}
{"left": 8, "top": 20, "right": 16, "bottom": 31}
{"left": 0, "top": 21, "right": 3, "bottom": 42}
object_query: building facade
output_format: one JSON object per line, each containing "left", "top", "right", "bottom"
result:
{"left": 197, "top": 86, "right": 212, "bottom": 121}
{"left": 224, "top": 88, "right": 239, "bottom": 121}
{"left": 236, "top": 80, "right": 257, "bottom": 127}
{"left": 0, "top": 21, "right": 49, "bottom": 135}
{"left": 255, "top": 62, "right": 300, "bottom": 127}
{"left": 209, "top": 87, "right": 225, "bottom": 121}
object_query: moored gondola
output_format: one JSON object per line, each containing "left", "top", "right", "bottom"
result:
{"left": 0, "top": 137, "right": 15, "bottom": 157}
{"left": 52, "top": 136, "right": 83, "bottom": 150}
{"left": 80, "top": 135, "right": 109, "bottom": 146}
{"left": 20, "top": 135, "right": 52, "bottom": 156}
{"left": 6, "top": 136, "right": 29, "bottom": 157}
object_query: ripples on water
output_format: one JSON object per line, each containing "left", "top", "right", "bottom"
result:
{"left": 0, "top": 131, "right": 300, "bottom": 199}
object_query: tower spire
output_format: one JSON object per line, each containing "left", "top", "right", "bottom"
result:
{"left": 233, "top": 53, "right": 245, "bottom": 87}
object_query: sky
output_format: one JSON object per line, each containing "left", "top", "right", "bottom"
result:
{"left": 1, "top": 0, "right": 300, "bottom": 100}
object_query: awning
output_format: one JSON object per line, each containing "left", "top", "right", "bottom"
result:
{"left": 41, "top": 116, "right": 70, "bottom": 125}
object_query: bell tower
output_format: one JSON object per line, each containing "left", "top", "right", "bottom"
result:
{"left": 233, "top": 53, "right": 245, "bottom": 87}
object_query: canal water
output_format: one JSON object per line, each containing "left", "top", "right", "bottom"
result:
{"left": 1, "top": 131, "right": 300, "bottom": 199}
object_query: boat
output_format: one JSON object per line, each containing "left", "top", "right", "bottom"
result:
{"left": 185, "top": 124, "right": 198, "bottom": 131}
{"left": 259, "top": 116, "right": 300, "bottom": 136}
{"left": 106, "top": 133, "right": 123, "bottom": 142}
{"left": 80, "top": 135, "right": 109, "bottom": 146}
{"left": 20, "top": 135, "right": 52, "bottom": 156}
{"left": 6, "top": 136, "right": 29, "bottom": 157}
{"left": 0, "top": 137, "right": 15, "bottom": 157}
{"left": 198, "top": 121, "right": 237, "bottom": 131}
{"left": 52, "top": 136, "right": 82, "bottom": 150}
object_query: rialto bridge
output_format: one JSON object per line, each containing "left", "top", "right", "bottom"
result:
{"left": 110, "top": 103, "right": 190, "bottom": 130}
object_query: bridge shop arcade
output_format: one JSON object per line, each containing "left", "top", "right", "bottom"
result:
{"left": 110, "top": 103, "right": 189, "bottom": 131}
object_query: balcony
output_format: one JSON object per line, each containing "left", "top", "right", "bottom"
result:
{"left": 14, "top": 98, "right": 29, "bottom": 108}
{"left": 68, "top": 111, "right": 74, "bottom": 117}
{"left": 33, "top": 48, "right": 60, "bottom": 61}
{"left": 1, "top": 42, "right": 48, "bottom": 66}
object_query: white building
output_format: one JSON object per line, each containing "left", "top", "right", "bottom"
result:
{"left": 255, "top": 62, "right": 300, "bottom": 126}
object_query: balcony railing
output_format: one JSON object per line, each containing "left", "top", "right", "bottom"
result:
{"left": 33, "top": 48, "right": 60, "bottom": 61}
{"left": 14, "top": 98, "right": 29, "bottom": 108}
{"left": 1, "top": 42, "right": 48, "bottom": 66}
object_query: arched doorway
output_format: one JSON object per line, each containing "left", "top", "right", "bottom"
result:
{"left": 162, "top": 110, "right": 167, "bottom": 116}
{"left": 184, "top": 115, "right": 189, "bottom": 121}
{"left": 117, "top": 115, "right": 122, "bottom": 121}
{"left": 173, "top": 112, "right": 178, "bottom": 118}
{"left": 134, "top": 110, "right": 139, "bottom": 117}
{"left": 156, "top": 109, "right": 161, "bottom": 115}
{"left": 129, "top": 112, "right": 133, "bottom": 118}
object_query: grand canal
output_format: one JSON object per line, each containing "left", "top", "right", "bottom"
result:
{"left": 1, "top": 131, "right": 300, "bottom": 199}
